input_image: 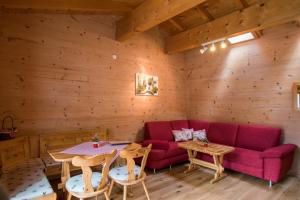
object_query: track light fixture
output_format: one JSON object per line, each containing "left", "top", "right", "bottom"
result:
{"left": 210, "top": 43, "right": 216, "bottom": 52}
{"left": 199, "top": 38, "right": 227, "bottom": 54}
{"left": 221, "top": 41, "right": 227, "bottom": 49}
{"left": 200, "top": 46, "right": 208, "bottom": 54}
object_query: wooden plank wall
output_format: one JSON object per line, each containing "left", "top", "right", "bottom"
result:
{"left": 184, "top": 22, "right": 300, "bottom": 176}
{"left": 0, "top": 13, "right": 187, "bottom": 156}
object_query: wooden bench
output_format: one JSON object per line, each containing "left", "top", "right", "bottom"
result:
{"left": 39, "top": 128, "right": 109, "bottom": 177}
{"left": 0, "top": 137, "right": 56, "bottom": 200}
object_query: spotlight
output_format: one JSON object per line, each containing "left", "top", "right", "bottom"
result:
{"left": 210, "top": 43, "right": 216, "bottom": 52}
{"left": 221, "top": 41, "right": 227, "bottom": 49}
{"left": 200, "top": 46, "right": 208, "bottom": 54}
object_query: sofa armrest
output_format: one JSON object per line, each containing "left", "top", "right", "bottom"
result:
{"left": 142, "top": 140, "right": 169, "bottom": 150}
{"left": 261, "top": 144, "right": 297, "bottom": 158}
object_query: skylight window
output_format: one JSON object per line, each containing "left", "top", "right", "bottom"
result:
{"left": 227, "top": 32, "right": 255, "bottom": 44}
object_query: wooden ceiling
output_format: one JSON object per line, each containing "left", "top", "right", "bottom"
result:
{"left": 1, "top": 0, "right": 300, "bottom": 53}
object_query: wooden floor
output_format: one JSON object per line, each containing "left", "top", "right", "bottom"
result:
{"left": 52, "top": 165, "right": 300, "bottom": 200}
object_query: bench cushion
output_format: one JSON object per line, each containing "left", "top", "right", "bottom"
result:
{"left": 1, "top": 167, "right": 54, "bottom": 200}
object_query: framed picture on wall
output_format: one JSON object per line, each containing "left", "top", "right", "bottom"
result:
{"left": 293, "top": 82, "right": 300, "bottom": 111}
{"left": 135, "top": 73, "right": 158, "bottom": 96}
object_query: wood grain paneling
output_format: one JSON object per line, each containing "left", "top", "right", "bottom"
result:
{"left": 0, "top": 13, "right": 187, "bottom": 156}
{"left": 184, "top": 22, "right": 300, "bottom": 176}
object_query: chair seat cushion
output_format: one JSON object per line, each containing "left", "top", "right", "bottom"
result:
{"left": 66, "top": 172, "right": 102, "bottom": 193}
{"left": 0, "top": 168, "right": 54, "bottom": 200}
{"left": 109, "top": 165, "right": 141, "bottom": 181}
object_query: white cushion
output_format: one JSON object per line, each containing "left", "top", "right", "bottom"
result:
{"left": 182, "top": 128, "right": 194, "bottom": 140}
{"left": 1, "top": 168, "right": 54, "bottom": 200}
{"left": 66, "top": 172, "right": 102, "bottom": 193}
{"left": 193, "top": 129, "right": 207, "bottom": 141}
{"left": 172, "top": 130, "right": 189, "bottom": 142}
{"left": 109, "top": 165, "right": 141, "bottom": 181}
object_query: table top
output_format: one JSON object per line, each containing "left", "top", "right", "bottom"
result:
{"left": 48, "top": 142, "right": 128, "bottom": 162}
{"left": 178, "top": 141, "right": 235, "bottom": 156}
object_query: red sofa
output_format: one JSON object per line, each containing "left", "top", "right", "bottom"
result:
{"left": 142, "top": 120, "right": 297, "bottom": 184}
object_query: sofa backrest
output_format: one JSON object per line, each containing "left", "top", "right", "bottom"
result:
{"left": 188, "top": 120, "right": 210, "bottom": 131}
{"left": 208, "top": 122, "right": 238, "bottom": 146}
{"left": 235, "top": 124, "right": 281, "bottom": 151}
{"left": 145, "top": 121, "right": 173, "bottom": 141}
{"left": 171, "top": 120, "right": 189, "bottom": 130}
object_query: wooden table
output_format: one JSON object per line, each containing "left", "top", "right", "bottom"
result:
{"left": 48, "top": 142, "right": 127, "bottom": 191}
{"left": 178, "top": 141, "right": 234, "bottom": 184}
{"left": 48, "top": 149, "right": 77, "bottom": 191}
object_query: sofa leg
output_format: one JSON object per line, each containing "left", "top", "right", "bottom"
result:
{"left": 268, "top": 180, "right": 273, "bottom": 187}
{"left": 169, "top": 165, "right": 172, "bottom": 170}
{"left": 153, "top": 169, "right": 156, "bottom": 174}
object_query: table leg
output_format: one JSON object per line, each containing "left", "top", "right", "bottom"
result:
{"left": 210, "top": 155, "right": 226, "bottom": 184}
{"left": 58, "top": 161, "right": 70, "bottom": 191}
{"left": 184, "top": 149, "right": 197, "bottom": 173}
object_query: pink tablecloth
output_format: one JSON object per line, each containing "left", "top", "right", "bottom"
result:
{"left": 61, "top": 142, "right": 127, "bottom": 156}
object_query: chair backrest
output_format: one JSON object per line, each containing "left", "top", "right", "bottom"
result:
{"left": 119, "top": 143, "right": 152, "bottom": 182}
{"left": 0, "top": 137, "right": 30, "bottom": 171}
{"left": 40, "top": 128, "right": 109, "bottom": 157}
{"left": 71, "top": 150, "right": 117, "bottom": 193}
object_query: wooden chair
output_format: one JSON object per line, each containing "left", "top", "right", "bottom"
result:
{"left": 65, "top": 150, "right": 117, "bottom": 200}
{"left": 108, "top": 143, "right": 152, "bottom": 200}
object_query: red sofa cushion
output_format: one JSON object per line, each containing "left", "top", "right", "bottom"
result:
{"left": 188, "top": 120, "right": 210, "bottom": 131}
{"left": 207, "top": 122, "right": 238, "bottom": 146}
{"left": 145, "top": 121, "right": 173, "bottom": 141}
{"left": 224, "top": 147, "right": 263, "bottom": 168}
{"left": 142, "top": 140, "right": 169, "bottom": 150}
{"left": 147, "top": 149, "right": 166, "bottom": 161}
{"left": 236, "top": 124, "right": 281, "bottom": 151}
{"left": 171, "top": 120, "right": 189, "bottom": 130}
{"left": 165, "top": 142, "right": 187, "bottom": 158}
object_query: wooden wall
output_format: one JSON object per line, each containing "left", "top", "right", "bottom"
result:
{"left": 0, "top": 13, "right": 187, "bottom": 156}
{"left": 184, "top": 22, "right": 300, "bottom": 176}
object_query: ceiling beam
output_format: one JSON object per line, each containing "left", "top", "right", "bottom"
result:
{"left": 168, "top": 19, "right": 185, "bottom": 32}
{"left": 235, "top": 0, "right": 249, "bottom": 8}
{"left": 196, "top": 4, "right": 214, "bottom": 20}
{"left": 0, "top": 0, "right": 133, "bottom": 15}
{"left": 116, "top": 0, "right": 206, "bottom": 41}
{"left": 165, "top": 0, "right": 300, "bottom": 54}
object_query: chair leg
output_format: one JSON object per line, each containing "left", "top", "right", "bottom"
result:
{"left": 142, "top": 181, "right": 150, "bottom": 200}
{"left": 67, "top": 193, "right": 72, "bottom": 200}
{"left": 108, "top": 180, "right": 114, "bottom": 197}
{"left": 123, "top": 185, "right": 127, "bottom": 200}
{"left": 104, "top": 191, "right": 110, "bottom": 200}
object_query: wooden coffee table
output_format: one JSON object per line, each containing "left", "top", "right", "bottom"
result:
{"left": 178, "top": 141, "right": 234, "bottom": 184}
